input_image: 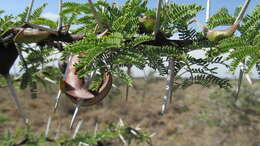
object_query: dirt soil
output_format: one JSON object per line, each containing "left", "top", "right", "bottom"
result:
{"left": 0, "top": 78, "right": 260, "bottom": 146}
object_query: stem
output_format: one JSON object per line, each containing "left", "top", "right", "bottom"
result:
{"left": 25, "top": 0, "right": 35, "bottom": 22}
{"left": 161, "top": 57, "right": 175, "bottom": 114}
{"left": 125, "top": 65, "right": 131, "bottom": 101}
{"left": 235, "top": 68, "right": 243, "bottom": 101}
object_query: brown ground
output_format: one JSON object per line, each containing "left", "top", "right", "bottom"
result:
{"left": 0, "top": 78, "right": 260, "bottom": 146}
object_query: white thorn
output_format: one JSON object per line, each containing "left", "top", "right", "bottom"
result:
{"left": 161, "top": 103, "right": 166, "bottom": 114}
{"left": 119, "top": 134, "right": 127, "bottom": 145}
{"left": 73, "top": 120, "right": 84, "bottom": 138}
{"left": 118, "top": 118, "right": 124, "bottom": 126}
{"left": 112, "top": 84, "right": 118, "bottom": 88}
{"left": 25, "top": 0, "right": 35, "bottom": 22}
{"left": 54, "top": 90, "right": 62, "bottom": 112}
{"left": 70, "top": 100, "right": 83, "bottom": 129}
{"left": 130, "top": 129, "right": 138, "bottom": 136}
{"left": 45, "top": 116, "right": 52, "bottom": 138}
{"left": 44, "top": 77, "right": 56, "bottom": 84}
{"left": 245, "top": 73, "right": 253, "bottom": 86}
{"left": 149, "top": 133, "right": 157, "bottom": 138}
{"left": 205, "top": 0, "right": 211, "bottom": 22}
{"left": 135, "top": 125, "right": 141, "bottom": 131}
{"left": 94, "top": 122, "right": 98, "bottom": 137}
{"left": 79, "top": 142, "right": 90, "bottom": 146}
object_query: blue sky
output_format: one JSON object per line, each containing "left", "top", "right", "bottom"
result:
{"left": 0, "top": 0, "right": 259, "bottom": 20}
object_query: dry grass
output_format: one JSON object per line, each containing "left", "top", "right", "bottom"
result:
{"left": 0, "top": 78, "right": 260, "bottom": 146}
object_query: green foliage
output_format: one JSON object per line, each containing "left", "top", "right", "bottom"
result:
{"left": 31, "top": 17, "right": 57, "bottom": 29}
{"left": 0, "top": 14, "right": 15, "bottom": 35}
{"left": 16, "top": 3, "right": 48, "bottom": 24}
{"left": 0, "top": 123, "right": 152, "bottom": 146}
{"left": 0, "top": 3, "right": 64, "bottom": 98}
{"left": 161, "top": 3, "right": 203, "bottom": 34}
{"left": 214, "top": 4, "right": 260, "bottom": 74}
{"left": 62, "top": 0, "right": 230, "bottom": 89}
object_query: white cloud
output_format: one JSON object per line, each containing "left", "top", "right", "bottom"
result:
{"left": 42, "top": 12, "right": 59, "bottom": 21}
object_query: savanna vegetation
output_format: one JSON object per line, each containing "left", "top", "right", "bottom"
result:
{"left": 0, "top": 0, "right": 259, "bottom": 145}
